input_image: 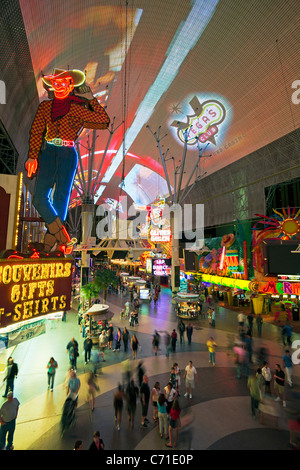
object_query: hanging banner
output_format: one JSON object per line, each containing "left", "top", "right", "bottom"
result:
{"left": 0, "top": 259, "right": 73, "bottom": 329}
{"left": 7, "top": 320, "right": 46, "bottom": 348}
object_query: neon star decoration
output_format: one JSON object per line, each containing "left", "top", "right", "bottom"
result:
{"left": 253, "top": 207, "right": 300, "bottom": 245}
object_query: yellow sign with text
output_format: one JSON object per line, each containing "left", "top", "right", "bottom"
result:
{"left": 0, "top": 259, "right": 73, "bottom": 328}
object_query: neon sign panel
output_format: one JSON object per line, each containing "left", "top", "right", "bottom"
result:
{"left": 171, "top": 97, "right": 227, "bottom": 146}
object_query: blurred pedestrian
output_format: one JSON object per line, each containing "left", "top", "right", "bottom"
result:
{"left": 283, "top": 349, "right": 293, "bottom": 387}
{"left": 47, "top": 357, "right": 58, "bottom": 391}
{"left": 99, "top": 330, "right": 107, "bottom": 361}
{"left": 87, "top": 371, "right": 99, "bottom": 412}
{"left": 84, "top": 336, "right": 93, "bottom": 364}
{"left": 282, "top": 323, "right": 292, "bottom": 347}
{"left": 247, "top": 313, "right": 254, "bottom": 335}
{"left": 0, "top": 391, "right": 20, "bottom": 450}
{"left": 178, "top": 320, "right": 185, "bottom": 344}
{"left": 238, "top": 312, "right": 246, "bottom": 329}
{"left": 137, "top": 361, "right": 145, "bottom": 388}
{"left": 164, "top": 331, "right": 171, "bottom": 357}
{"left": 152, "top": 330, "right": 160, "bottom": 356}
{"left": 247, "top": 371, "right": 261, "bottom": 418}
{"left": 186, "top": 324, "right": 193, "bottom": 345}
{"left": 256, "top": 314, "right": 263, "bottom": 337}
{"left": 113, "top": 384, "right": 124, "bottom": 431}
{"left": 67, "top": 369, "right": 81, "bottom": 399}
{"left": 2, "top": 357, "right": 18, "bottom": 398}
{"left": 211, "top": 308, "right": 216, "bottom": 328}
{"left": 126, "top": 380, "right": 139, "bottom": 429}
{"left": 173, "top": 363, "right": 181, "bottom": 395}
{"left": 140, "top": 375, "right": 150, "bottom": 428}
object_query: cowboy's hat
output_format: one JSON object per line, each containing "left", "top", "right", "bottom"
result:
{"left": 42, "top": 68, "right": 86, "bottom": 88}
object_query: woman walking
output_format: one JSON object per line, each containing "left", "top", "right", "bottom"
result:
{"left": 113, "top": 384, "right": 124, "bottom": 431}
{"left": 47, "top": 357, "right": 58, "bottom": 391}
{"left": 114, "top": 328, "right": 122, "bottom": 352}
{"left": 122, "top": 327, "right": 130, "bottom": 353}
{"left": 87, "top": 371, "right": 99, "bottom": 412}
{"left": 131, "top": 334, "right": 139, "bottom": 360}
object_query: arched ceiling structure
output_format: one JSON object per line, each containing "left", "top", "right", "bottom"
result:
{"left": 1, "top": 0, "right": 299, "bottom": 209}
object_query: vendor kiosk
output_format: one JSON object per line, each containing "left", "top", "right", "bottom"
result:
{"left": 174, "top": 292, "right": 200, "bottom": 319}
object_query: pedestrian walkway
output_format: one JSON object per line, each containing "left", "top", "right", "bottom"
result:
{"left": 1, "top": 287, "right": 300, "bottom": 451}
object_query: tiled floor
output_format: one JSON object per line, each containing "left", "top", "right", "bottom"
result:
{"left": 2, "top": 286, "right": 300, "bottom": 451}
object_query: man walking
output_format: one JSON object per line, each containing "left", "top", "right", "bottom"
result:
{"left": 184, "top": 361, "right": 197, "bottom": 399}
{"left": 2, "top": 357, "right": 18, "bottom": 398}
{"left": 66, "top": 337, "right": 79, "bottom": 371}
{"left": 140, "top": 375, "right": 150, "bottom": 428}
{"left": 186, "top": 324, "right": 193, "bottom": 345}
{"left": 206, "top": 337, "right": 217, "bottom": 366}
{"left": 0, "top": 391, "right": 20, "bottom": 450}
{"left": 283, "top": 349, "right": 293, "bottom": 387}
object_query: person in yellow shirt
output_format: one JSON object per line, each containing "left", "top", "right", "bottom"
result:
{"left": 206, "top": 337, "right": 217, "bottom": 366}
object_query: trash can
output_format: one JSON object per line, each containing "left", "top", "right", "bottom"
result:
{"left": 292, "top": 307, "right": 299, "bottom": 321}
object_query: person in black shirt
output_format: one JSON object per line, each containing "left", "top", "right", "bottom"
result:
{"left": 2, "top": 357, "right": 18, "bottom": 398}
{"left": 274, "top": 364, "right": 286, "bottom": 407}
{"left": 140, "top": 375, "right": 150, "bottom": 427}
{"left": 89, "top": 430, "right": 104, "bottom": 450}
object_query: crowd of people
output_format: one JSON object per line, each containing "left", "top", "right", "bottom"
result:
{"left": 1, "top": 280, "right": 299, "bottom": 451}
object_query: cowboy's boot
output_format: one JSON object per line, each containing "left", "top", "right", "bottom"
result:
{"left": 47, "top": 217, "right": 71, "bottom": 245}
{"left": 42, "top": 233, "right": 57, "bottom": 253}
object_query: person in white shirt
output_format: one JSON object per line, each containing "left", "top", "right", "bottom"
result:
{"left": 183, "top": 361, "right": 197, "bottom": 398}
{"left": 0, "top": 391, "right": 20, "bottom": 450}
{"left": 261, "top": 361, "right": 272, "bottom": 395}
{"left": 238, "top": 313, "right": 246, "bottom": 328}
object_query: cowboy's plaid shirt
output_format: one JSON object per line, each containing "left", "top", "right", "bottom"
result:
{"left": 28, "top": 98, "right": 110, "bottom": 159}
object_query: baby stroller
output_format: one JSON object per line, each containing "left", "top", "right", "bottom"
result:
{"left": 61, "top": 393, "right": 78, "bottom": 436}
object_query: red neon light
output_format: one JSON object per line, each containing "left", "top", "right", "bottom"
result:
{"left": 50, "top": 77, "right": 74, "bottom": 100}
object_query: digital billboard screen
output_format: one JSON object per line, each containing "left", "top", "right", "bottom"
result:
{"left": 263, "top": 240, "right": 300, "bottom": 276}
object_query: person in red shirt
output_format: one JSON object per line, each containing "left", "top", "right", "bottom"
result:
{"left": 166, "top": 398, "right": 181, "bottom": 448}
{"left": 25, "top": 69, "right": 110, "bottom": 254}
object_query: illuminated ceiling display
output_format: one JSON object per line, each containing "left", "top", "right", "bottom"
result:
{"left": 17, "top": 0, "right": 299, "bottom": 206}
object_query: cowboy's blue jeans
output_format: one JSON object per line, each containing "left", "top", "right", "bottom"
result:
{"left": 33, "top": 143, "right": 78, "bottom": 225}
